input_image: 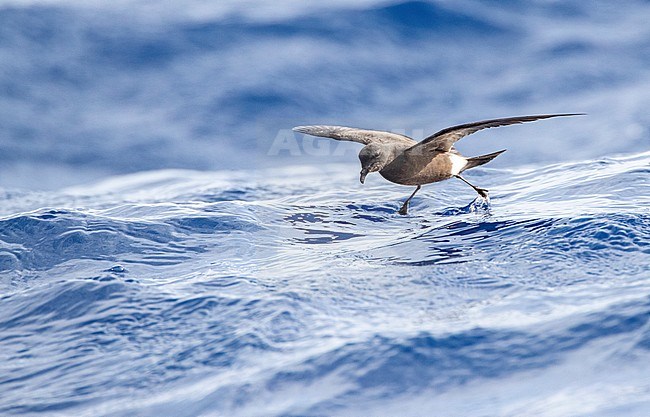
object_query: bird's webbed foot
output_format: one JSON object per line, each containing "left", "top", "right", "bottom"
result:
{"left": 476, "top": 187, "right": 489, "bottom": 199}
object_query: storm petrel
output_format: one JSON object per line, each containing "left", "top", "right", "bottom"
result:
{"left": 293, "top": 113, "right": 583, "bottom": 215}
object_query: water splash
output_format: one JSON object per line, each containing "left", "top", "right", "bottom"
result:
{"left": 1, "top": 152, "right": 649, "bottom": 416}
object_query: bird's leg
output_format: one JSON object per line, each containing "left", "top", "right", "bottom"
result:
{"left": 398, "top": 185, "right": 421, "bottom": 215}
{"left": 455, "top": 175, "right": 489, "bottom": 199}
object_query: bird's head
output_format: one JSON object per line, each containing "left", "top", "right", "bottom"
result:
{"left": 358, "top": 144, "right": 390, "bottom": 184}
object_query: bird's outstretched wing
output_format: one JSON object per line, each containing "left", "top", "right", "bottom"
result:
{"left": 293, "top": 125, "right": 416, "bottom": 145}
{"left": 408, "top": 113, "right": 585, "bottom": 154}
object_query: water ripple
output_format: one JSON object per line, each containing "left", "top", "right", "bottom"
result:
{"left": 1, "top": 152, "right": 649, "bottom": 416}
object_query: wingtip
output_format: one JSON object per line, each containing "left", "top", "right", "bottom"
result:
{"left": 521, "top": 113, "right": 586, "bottom": 119}
{"left": 540, "top": 112, "right": 587, "bottom": 118}
{"left": 517, "top": 113, "right": 587, "bottom": 122}
{"left": 292, "top": 125, "right": 321, "bottom": 135}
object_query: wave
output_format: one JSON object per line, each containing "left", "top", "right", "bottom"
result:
{"left": 1, "top": 151, "right": 649, "bottom": 415}
{"left": 2, "top": 0, "right": 650, "bottom": 414}
{"left": 1, "top": 0, "right": 649, "bottom": 189}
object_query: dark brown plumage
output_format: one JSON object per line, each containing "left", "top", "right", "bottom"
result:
{"left": 293, "top": 113, "right": 583, "bottom": 215}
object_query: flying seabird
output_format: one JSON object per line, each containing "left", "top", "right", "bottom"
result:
{"left": 293, "top": 113, "right": 583, "bottom": 215}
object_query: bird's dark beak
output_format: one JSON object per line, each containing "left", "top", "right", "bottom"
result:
{"left": 360, "top": 168, "right": 368, "bottom": 184}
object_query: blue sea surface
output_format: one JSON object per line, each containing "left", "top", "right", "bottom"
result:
{"left": 1, "top": 1, "right": 650, "bottom": 416}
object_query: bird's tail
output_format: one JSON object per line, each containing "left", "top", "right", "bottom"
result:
{"left": 462, "top": 149, "right": 506, "bottom": 172}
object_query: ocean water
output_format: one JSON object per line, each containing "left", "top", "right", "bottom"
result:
{"left": 1, "top": 1, "right": 650, "bottom": 416}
